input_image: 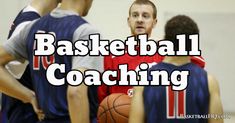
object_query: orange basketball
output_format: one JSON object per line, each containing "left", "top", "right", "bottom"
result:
{"left": 97, "top": 93, "right": 131, "bottom": 123}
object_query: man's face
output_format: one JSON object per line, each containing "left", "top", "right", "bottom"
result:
{"left": 128, "top": 4, "right": 157, "bottom": 36}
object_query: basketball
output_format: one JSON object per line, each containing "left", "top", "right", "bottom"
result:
{"left": 97, "top": 93, "right": 131, "bottom": 123}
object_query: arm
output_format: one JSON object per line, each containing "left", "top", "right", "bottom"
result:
{"left": 0, "top": 20, "right": 43, "bottom": 119}
{"left": 129, "top": 86, "right": 145, "bottom": 123}
{"left": 6, "top": 21, "right": 33, "bottom": 79}
{"left": 0, "top": 47, "right": 41, "bottom": 113}
{"left": 67, "top": 68, "right": 89, "bottom": 123}
{"left": 208, "top": 74, "right": 224, "bottom": 123}
{"left": 68, "top": 23, "right": 103, "bottom": 123}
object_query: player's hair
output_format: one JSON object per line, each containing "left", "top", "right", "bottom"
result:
{"left": 129, "top": 0, "right": 157, "bottom": 19}
{"left": 164, "top": 15, "right": 199, "bottom": 51}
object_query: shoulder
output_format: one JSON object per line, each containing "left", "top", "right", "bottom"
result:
{"left": 22, "top": 5, "right": 40, "bottom": 14}
{"left": 73, "top": 23, "right": 100, "bottom": 40}
{"left": 77, "top": 23, "right": 100, "bottom": 35}
{"left": 21, "top": 19, "right": 39, "bottom": 33}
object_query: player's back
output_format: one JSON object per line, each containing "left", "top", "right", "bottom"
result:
{"left": 25, "top": 9, "right": 98, "bottom": 121}
{"left": 144, "top": 62, "right": 209, "bottom": 123}
{"left": 26, "top": 12, "right": 86, "bottom": 120}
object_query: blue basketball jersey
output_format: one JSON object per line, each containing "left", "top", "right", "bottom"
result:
{"left": 26, "top": 14, "right": 98, "bottom": 121}
{"left": 144, "top": 62, "right": 209, "bottom": 123}
{"left": 1, "top": 9, "right": 40, "bottom": 123}
{"left": 7, "top": 10, "right": 40, "bottom": 39}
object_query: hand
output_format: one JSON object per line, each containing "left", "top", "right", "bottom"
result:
{"left": 29, "top": 92, "right": 45, "bottom": 121}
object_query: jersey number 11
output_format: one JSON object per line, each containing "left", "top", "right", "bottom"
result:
{"left": 166, "top": 86, "right": 186, "bottom": 119}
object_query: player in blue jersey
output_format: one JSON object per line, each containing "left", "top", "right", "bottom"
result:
{"left": 1, "top": 0, "right": 60, "bottom": 123}
{"left": 0, "top": 0, "right": 102, "bottom": 123}
{"left": 129, "top": 15, "right": 223, "bottom": 123}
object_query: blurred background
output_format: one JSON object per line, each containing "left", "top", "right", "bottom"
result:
{"left": 0, "top": 0, "right": 234, "bottom": 122}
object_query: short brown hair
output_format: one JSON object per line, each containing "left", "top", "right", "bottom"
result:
{"left": 165, "top": 15, "right": 199, "bottom": 51}
{"left": 129, "top": 0, "right": 157, "bottom": 19}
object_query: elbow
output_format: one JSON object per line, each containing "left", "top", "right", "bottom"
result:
{"left": 67, "top": 85, "right": 88, "bottom": 100}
